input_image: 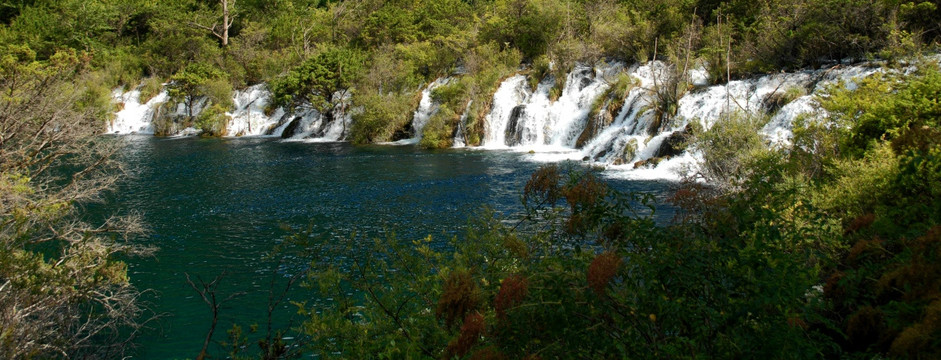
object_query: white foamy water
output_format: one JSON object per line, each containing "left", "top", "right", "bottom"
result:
{"left": 388, "top": 78, "right": 452, "bottom": 145}
{"left": 476, "top": 60, "right": 890, "bottom": 181}
{"left": 110, "top": 84, "right": 351, "bottom": 141}
{"left": 482, "top": 75, "right": 531, "bottom": 148}
{"left": 226, "top": 84, "right": 284, "bottom": 136}
{"left": 452, "top": 100, "right": 473, "bottom": 148}
{"left": 411, "top": 79, "right": 450, "bottom": 141}
{"left": 111, "top": 58, "right": 920, "bottom": 181}
{"left": 109, "top": 88, "right": 167, "bottom": 134}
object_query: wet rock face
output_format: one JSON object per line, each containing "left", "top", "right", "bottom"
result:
{"left": 578, "top": 73, "right": 593, "bottom": 91}
{"left": 654, "top": 123, "right": 695, "bottom": 158}
{"left": 390, "top": 120, "right": 414, "bottom": 142}
{"left": 504, "top": 105, "right": 526, "bottom": 147}
{"left": 281, "top": 117, "right": 302, "bottom": 139}
{"left": 633, "top": 157, "right": 664, "bottom": 169}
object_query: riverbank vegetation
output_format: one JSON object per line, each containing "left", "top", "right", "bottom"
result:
{"left": 0, "top": 46, "right": 150, "bottom": 358}
{"left": 2, "top": 1, "right": 941, "bottom": 359}
{"left": 1, "top": 0, "right": 939, "bottom": 144}
{"left": 269, "top": 61, "right": 941, "bottom": 359}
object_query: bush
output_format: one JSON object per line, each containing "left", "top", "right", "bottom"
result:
{"left": 291, "top": 165, "right": 835, "bottom": 358}
{"left": 138, "top": 76, "right": 165, "bottom": 104}
{"left": 821, "top": 63, "right": 941, "bottom": 158}
{"left": 167, "top": 62, "right": 231, "bottom": 119}
{"left": 691, "top": 112, "right": 770, "bottom": 192}
{"left": 0, "top": 45, "right": 148, "bottom": 359}
{"left": 349, "top": 92, "right": 415, "bottom": 144}
{"left": 419, "top": 105, "right": 458, "bottom": 148}
{"left": 270, "top": 45, "right": 365, "bottom": 112}
{"left": 196, "top": 103, "right": 230, "bottom": 136}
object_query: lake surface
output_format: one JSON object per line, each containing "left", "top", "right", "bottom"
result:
{"left": 97, "top": 136, "right": 677, "bottom": 359}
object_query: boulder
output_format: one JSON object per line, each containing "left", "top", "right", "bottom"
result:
{"left": 504, "top": 105, "right": 526, "bottom": 146}
{"left": 633, "top": 156, "right": 664, "bottom": 169}
{"left": 654, "top": 123, "right": 694, "bottom": 158}
{"left": 280, "top": 117, "right": 302, "bottom": 139}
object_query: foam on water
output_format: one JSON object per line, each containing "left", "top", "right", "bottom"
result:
{"left": 110, "top": 84, "right": 350, "bottom": 141}
{"left": 109, "top": 88, "right": 168, "bottom": 134}
{"left": 111, "top": 59, "right": 916, "bottom": 181}
{"left": 226, "top": 84, "right": 284, "bottom": 136}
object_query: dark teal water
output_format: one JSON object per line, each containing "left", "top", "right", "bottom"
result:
{"left": 98, "top": 136, "right": 676, "bottom": 359}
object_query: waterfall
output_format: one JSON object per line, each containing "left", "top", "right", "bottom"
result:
{"left": 475, "top": 60, "right": 889, "bottom": 180}
{"left": 586, "top": 62, "right": 882, "bottom": 179}
{"left": 226, "top": 84, "right": 285, "bottom": 136}
{"left": 389, "top": 78, "right": 450, "bottom": 145}
{"left": 482, "top": 75, "right": 531, "bottom": 148}
{"left": 109, "top": 84, "right": 352, "bottom": 141}
{"left": 452, "top": 100, "right": 473, "bottom": 148}
{"left": 109, "top": 88, "right": 167, "bottom": 134}
{"left": 110, "top": 58, "right": 916, "bottom": 180}
{"left": 480, "top": 65, "right": 616, "bottom": 149}
{"left": 412, "top": 79, "right": 450, "bottom": 141}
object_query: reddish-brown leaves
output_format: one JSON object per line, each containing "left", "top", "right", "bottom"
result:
{"left": 494, "top": 275, "right": 528, "bottom": 320}
{"left": 524, "top": 165, "right": 561, "bottom": 205}
{"left": 444, "top": 312, "right": 485, "bottom": 358}
{"left": 469, "top": 346, "right": 508, "bottom": 360}
{"left": 587, "top": 252, "right": 622, "bottom": 295}
{"left": 437, "top": 270, "right": 480, "bottom": 329}
{"left": 564, "top": 174, "right": 607, "bottom": 211}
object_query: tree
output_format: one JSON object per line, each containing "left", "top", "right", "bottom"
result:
{"left": 191, "top": 0, "right": 236, "bottom": 47}
{"left": 270, "top": 45, "right": 364, "bottom": 114}
{"left": 167, "top": 62, "right": 230, "bottom": 119}
{"left": 0, "top": 45, "right": 149, "bottom": 358}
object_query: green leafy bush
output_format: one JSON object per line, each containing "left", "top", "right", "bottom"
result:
{"left": 419, "top": 105, "right": 459, "bottom": 148}
{"left": 349, "top": 91, "right": 415, "bottom": 144}
{"left": 195, "top": 103, "right": 230, "bottom": 137}
{"left": 270, "top": 45, "right": 365, "bottom": 112}
{"left": 691, "top": 113, "right": 770, "bottom": 191}
{"left": 292, "top": 164, "right": 836, "bottom": 358}
{"left": 167, "top": 62, "right": 230, "bottom": 119}
{"left": 138, "top": 76, "right": 164, "bottom": 104}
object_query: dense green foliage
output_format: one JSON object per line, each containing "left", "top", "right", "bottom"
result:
{"left": 1, "top": 0, "right": 938, "bottom": 143}
{"left": 3, "top": 1, "right": 941, "bottom": 358}
{"left": 221, "top": 61, "right": 941, "bottom": 359}
{"left": 269, "top": 45, "right": 365, "bottom": 112}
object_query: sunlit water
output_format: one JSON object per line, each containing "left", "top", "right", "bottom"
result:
{"left": 92, "top": 136, "right": 677, "bottom": 359}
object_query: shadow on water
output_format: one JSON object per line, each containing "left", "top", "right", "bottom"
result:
{"left": 87, "top": 136, "right": 677, "bottom": 359}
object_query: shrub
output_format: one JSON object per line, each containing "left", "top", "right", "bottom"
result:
{"left": 0, "top": 45, "right": 148, "bottom": 359}
{"left": 691, "top": 112, "right": 769, "bottom": 192}
{"left": 195, "top": 103, "right": 229, "bottom": 136}
{"left": 269, "top": 45, "right": 365, "bottom": 112}
{"left": 419, "top": 105, "right": 458, "bottom": 148}
{"left": 138, "top": 76, "right": 164, "bottom": 104}
{"left": 167, "top": 62, "right": 231, "bottom": 119}
{"left": 349, "top": 91, "right": 415, "bottom": 144}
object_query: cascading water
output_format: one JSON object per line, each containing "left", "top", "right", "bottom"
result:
{"left": 110, "top": 88, "right": 167, "bottom": 135}
{"left": 226, "top": 84, "right": 285, "bottom": 136}
{"left": 110, "top": 58, "right": 912, "bottom": 180}
{"left": 109, "top": 84, "right": 351, "bottom": 141}
{"left": 390, "top": 78, "right": 451, "bottom": 145}
{"left": 476, "top": 60, "right": 889, "bottom": 180}
{"left": 480, "top": 65, "right": 617, "bottom": 149}
{"left": 452, "top": 100, "right": 473, "bottom": 148}
{"left": 482, "top": 75, "right": 531, "bottom": 148}
{"left": 413, "top": 79, "right": 449, "bottom": 140}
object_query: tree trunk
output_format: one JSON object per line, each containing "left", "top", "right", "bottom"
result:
{"left": 221, "top": 0, "right": 229, "bottom": 47}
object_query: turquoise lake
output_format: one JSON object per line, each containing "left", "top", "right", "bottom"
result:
{"left": 95, "top": 136, "right": 677, "bottom": 359}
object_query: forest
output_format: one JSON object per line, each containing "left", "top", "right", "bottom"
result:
{"left": 2, "top": 0, "right": 940, "bottom": 143}
{"left": 1, "top": 0, "right": 941, "bottom": 358}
